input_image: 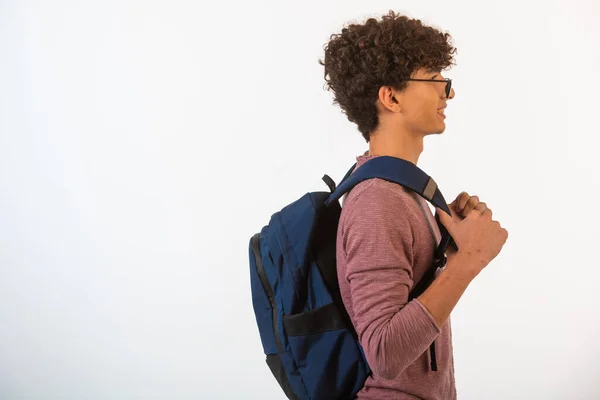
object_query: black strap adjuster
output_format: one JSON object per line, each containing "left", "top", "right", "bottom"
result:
{"left": 322, "top": 174, "right": 336, "bottom": 193}
{"left": 434, "top": 253, "right": 447, "bottom": 270}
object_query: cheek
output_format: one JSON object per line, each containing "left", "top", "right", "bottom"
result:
{"left": 412, "top": 104, "right": 438, "bottom": 123}
{"left": 402, "top": 94, "right": 439, "bottom": 125}
{"left": 410, "top": 96, "right": 437, "bottom": 117}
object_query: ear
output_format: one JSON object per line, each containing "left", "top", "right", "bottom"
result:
{"left": 377, "top": 86, "right": 402, "bottom": 113}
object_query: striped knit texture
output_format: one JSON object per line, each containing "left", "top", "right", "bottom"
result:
{"left": 336, "top": 153, "right": 457, "bottom": 400}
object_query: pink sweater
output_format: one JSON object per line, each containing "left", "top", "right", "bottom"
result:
{"left": 336, "top": 153, "right": 457, "bottom": 399}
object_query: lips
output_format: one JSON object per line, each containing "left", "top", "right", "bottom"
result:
{"left": 437, "top": 106, "right": 446, "bottom": 118}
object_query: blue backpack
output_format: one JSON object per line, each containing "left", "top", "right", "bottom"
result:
{"left": 248, "top": 156, "right": 457, "bottom": 400}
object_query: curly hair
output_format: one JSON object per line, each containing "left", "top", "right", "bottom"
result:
{"left": 319, "top": 10, "right": 457, "bottom": 142}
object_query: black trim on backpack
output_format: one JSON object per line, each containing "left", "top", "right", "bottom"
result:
{"left": 310, "top": 201, "right": 358, "bottom": 340}
{"left": 266, "top": 354, "right": 299, "bottom": 400}
{"left": 251, "top": 233, "right": 284, "bottom": 354}
{"left": 283, "top": 303, "right": 347, "bottom": 337}
{"left": 409, "top": 254, "right": 446, "bottom": 301}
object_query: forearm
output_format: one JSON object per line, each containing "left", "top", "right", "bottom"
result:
{"left": 357, "top": 298, "right": 441, "bottom": 379}
{"left": 417, "top": 255, "right": 477, "bottom": 328}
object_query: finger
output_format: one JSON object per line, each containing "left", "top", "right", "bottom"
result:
{"left": 466, "top": 207, "right": 483, "bottom": 219}
{"left": 481, "top": 207, "right": 493, "bottom": 219}
{"left": 462, "top": 195, "right": 480, "bottom": 216}
{"left": 456, "top": 192, "right": 470, "bottom": 212}
{"left": 448, "top": 200, "right": 457, "bottom": 215}
{"left": 474, "top": 202, "right": 492, "bottom": 215}
{"left": 474, "top": 202, "right": 488, "bottom": 213}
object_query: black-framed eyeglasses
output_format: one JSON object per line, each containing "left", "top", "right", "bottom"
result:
{"left": 405, "top": 78, "right": 452, "bottom": 98}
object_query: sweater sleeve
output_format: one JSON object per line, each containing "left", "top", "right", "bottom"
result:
{"left": 342, "top": 183, "right": 441, "bottom": 380}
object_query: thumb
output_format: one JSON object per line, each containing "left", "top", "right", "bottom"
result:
{"left": 436, "top": 208, "right": 455, "bottom": 231}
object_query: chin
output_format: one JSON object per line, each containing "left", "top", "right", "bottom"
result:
{"left": 427, "top": 124, "right": 446, "bottom": 135}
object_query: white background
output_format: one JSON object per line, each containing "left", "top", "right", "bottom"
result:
{"left": 1, "top": 0, "right": 599, "bottom": 399}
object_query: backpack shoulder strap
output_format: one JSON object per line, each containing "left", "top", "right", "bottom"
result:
{"left": 325, "top": 156, "right": 457, "bottom": 259}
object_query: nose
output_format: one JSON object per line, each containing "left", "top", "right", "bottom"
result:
{"left": 447, "top": 87, "right": 455, "bottom": 99}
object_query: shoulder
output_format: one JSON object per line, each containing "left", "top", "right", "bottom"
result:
{"left": 339, "top": 178, "right": 422, "bottom": 240}
{"left": 342, "top": 177, "right": 420, "bottom": 219}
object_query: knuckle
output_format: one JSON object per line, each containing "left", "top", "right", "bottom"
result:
{"left": 468, "top": 209, "right": 480, "bottom": 218}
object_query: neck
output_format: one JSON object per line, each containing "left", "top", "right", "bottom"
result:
{"left": 367, "top": 124, "right": 425, "bottom": 165}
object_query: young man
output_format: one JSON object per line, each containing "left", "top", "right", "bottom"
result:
{"left": 319, "top": 11, "right": 509, "bottom": 399}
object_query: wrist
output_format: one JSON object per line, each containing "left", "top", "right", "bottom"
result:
{"left": 444, "top": 252, "right": 482, "bottom": 282}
